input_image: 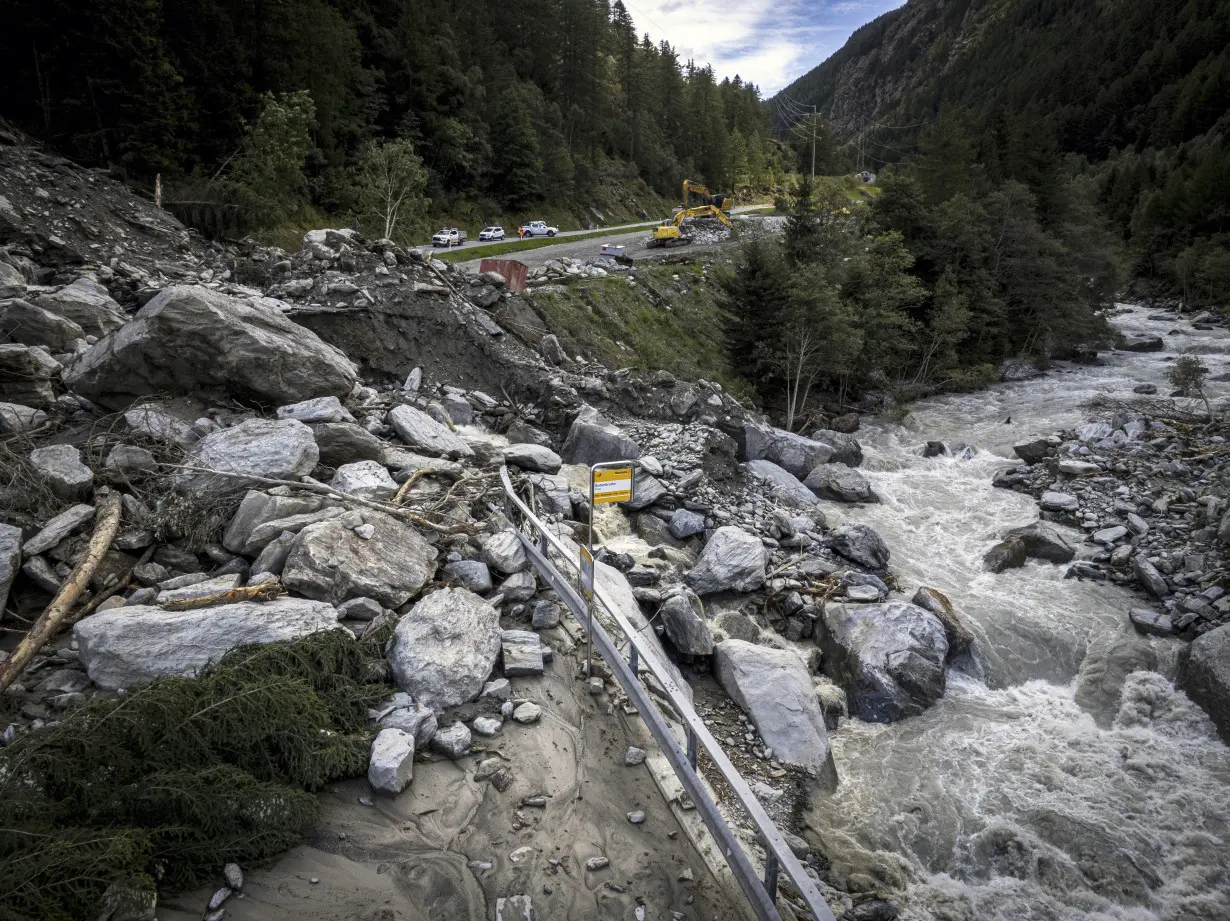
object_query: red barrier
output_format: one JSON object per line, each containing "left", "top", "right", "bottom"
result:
{"left": 479, "top": 258, "right": 528, "bottom": 294}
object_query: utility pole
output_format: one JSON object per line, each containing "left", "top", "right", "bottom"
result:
{"left": 810, "top": 105, "right": 817, "bottom": 180}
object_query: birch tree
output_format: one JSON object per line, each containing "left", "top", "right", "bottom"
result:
{"left": 356, "top": 138, "right": 429, "bottom": 241}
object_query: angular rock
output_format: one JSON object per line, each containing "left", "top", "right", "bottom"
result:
{"left": 1003, "top": 522, "right": 1076, "bottom": 563}
{"left": 714, "top": 640, "right": 836, "bottom": 784}
{"left": 0, "top": 262, "right": 25, "bottom": 298}
{"left": 0, "top": 524, "right": 20, "bottom": 619}
{"left": 35, "top": 278, "right": 126, "bottom": 337}
{"left": 911, "top": 586, "right": 977, "bottom": 662}
{"left": 743, "top": 459, "right": 819, "bottom": 507}
{"left": 1177, "top": 624, "right": 1230, "bottom": 743}
{"left": 804, "top": 463, "right": 874, "bottom": 503}
{"left": 368, "top": 728, "right": 415, "bottom": 795}
{"left": 330, "top": 460, "right": 397, "bottom": 500}
{"left": 743, "top": 425, "right": 836, "bottom": 479}
{"left": 483, "top": 529, "right": 528, "bottom": 575}
{"left": 123, "top": 404, "right": 197, "bottom": 446}
{"left": 222, "top": 490, "right": 324, "bottom": 554}
{"left": 503, "top": 443, "right": 562, "bottom": 474}
{"left": 823, "top": 602, "right": 949, "bottom": 722}
{"left": 62, "top": 285, "right": 357, "bottom": 409}
{"left": 157, "top": 573, "right": 241, "bottom": 604}
{"left": 1118, "top": 333, "right": 1164, "bottom": 353}
{"left": 685, "top": 526, "right": 767, "bottom": 595}
{"left": 310, "top": 422, "right": 387, "bottom": 467}
{"left": 983, "top": 537, "right": 1027, "bottom": 573}
{"left": 1, "top": 297, "right": 85, "bottom": 350}
{"left": 668, "top": 508, "right": 706, "bottom": 540}
{"left": 497, "top": 570, "right": 536, "bottom": 602}
{"left": 658, "top": 589, "right": 713, "bottom": 656}
{"left": 250, "top": 530, "right": 296, "bottom": 576}
{"left": 531, "top": 600, "right": 561, "bottom": 630}
{"left": 1092, "top": 525, "right": 1128, "bottom": 545}
{"left": 560, "top": 408, "right": 640, "bottom": 466}
{"left": 1040, "top": 491, "right": 1080, "bottom": 513}
{"left": 74, "top": 598, "right": 343, "bottom": 689}
{"left": 512, "top": 702, "right": 541, "bottom": 724}
{"left": 1131, "top": 555, "right": 1170, "bottom": 598}
{"left": 445, "top": 560, "right": 493, "bottom": 593}
{"left": 283, "top": 511, "right": 436, "bottom": 607}
{"left": 105, "top": 444, "right": 157, "bottom": 475}
{"left": 22, "top": 503, "right": 95, "bottom": 555}
{"left": 0, "top": 401, "right": 47, "bottom": 434}
{"left": 1013, "top": 438, "right": 1052, "bottom": 464}
{"left": 808, "top": 429, "right": 864, "bottom": 467}
{"left": 1128, "top": 608, "right": 1176, "bottom": 637}
{"left": 28, "top": 444, "right": 93, "bottom": 498}
{"left": 1057, "top": 459, "right": 1100, "bottom": 476}
{"left": 827, "top": 523, "right": 890, "bottom": 571}
{"left": 0, "top": 343, "right": 60, "bottom": 405}
{"left": 276, "top": 396, "right": 353, "bottom": 424}
{"left": 622, "top": 470, "right": 668, "bottom": 511}
{"left": 378, "top": 699, "right": 437, "bottom": 748}
{"left": 502, "top": 629, "right": 545, "bottom": 676}
{"left": 539, "top": 334, "right": 566, "bottom": 365}
{"left": 429, "top": 723, "right": 471, "bottom": 759}
{"left": 175, "top": 419, "right": 319, "bottom": 495}
{"left": 388, "top": 404, "right": 473, "bottom": 459}
{"left": 388, "top": 588, "right": 501, "bottom": 711}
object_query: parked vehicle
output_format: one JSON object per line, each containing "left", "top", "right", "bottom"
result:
{"left": 478, "top": 226, "right": 505, "bottom": 241}
{"left": 431, "top": 228, "right": 467, "bottom": 247}
{"left": 521, "top": 221, "right": 558, "bottom": 237}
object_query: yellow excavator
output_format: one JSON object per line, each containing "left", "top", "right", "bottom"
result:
{"left": 648, "top": 180, "right": 733, "bottom": 248}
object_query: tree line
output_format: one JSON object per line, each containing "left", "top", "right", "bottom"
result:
{"left": 0, "top": 0, "right": 792, "bottom": 238}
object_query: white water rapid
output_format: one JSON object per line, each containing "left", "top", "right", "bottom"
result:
{"left": 804, "top": 305, "right": 1230, "bottom": 921}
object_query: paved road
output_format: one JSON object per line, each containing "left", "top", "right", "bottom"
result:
{"left": 418, "top": 205, "right": 765, "bottom": 257}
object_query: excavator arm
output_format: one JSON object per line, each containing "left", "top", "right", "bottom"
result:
{"left": 682, "top": 179, "right": 730, "bottom": 212}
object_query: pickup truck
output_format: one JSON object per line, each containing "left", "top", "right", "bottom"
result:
{"left": 431, "top": 228, "right": 466, "bottom": 247}
{"left": 521, "top": 221, "right": 558, "bottom": 238}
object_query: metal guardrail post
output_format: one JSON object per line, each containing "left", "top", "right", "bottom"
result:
{"left": 764, "top": 853, "right": 779, "bottom": 903}
{"left": 686, "top": 727, "right": 698, "bottom": 769}
{"left": 628, "top": 644, "right": 639, "bottom": 676}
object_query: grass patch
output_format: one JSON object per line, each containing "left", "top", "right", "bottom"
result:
{"left": 433, "top": 222, "right": 653, "bottom": 262}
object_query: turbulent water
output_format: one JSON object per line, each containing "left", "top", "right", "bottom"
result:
{"left": 805, "top": 305, "right": 1230, "bottom": 921}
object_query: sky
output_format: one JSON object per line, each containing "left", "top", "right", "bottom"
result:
{"left": 619, "top": 0, "right": 906, "bottom": 96}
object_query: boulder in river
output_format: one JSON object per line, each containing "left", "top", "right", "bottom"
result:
{"left": 713, "top": 639, "right": 837, "bottom": 786}
{"left": 911, "top": 586, "right": 978, "bottom": 669}
{"left": 1177, "top": 623, "right": 1230, "bottom": 743}
{"left": 741, "top": 424, "right": 835, "bottom": 478}
{"left": 743, "top": 460, "right": 819, "bottom": 507}
{"left": 803, "top": 463, "right": 875, "bottom": 503}
{"left": 685, "top": 526, "right": 767, "bottom": 595}
{"left": 1013, "top": 437, "right": 1053, "bottom": 464}
{"left": 983, "top": 537, "right": 1027, "bottom": 573}
{"left": 1003, "top": 522, "right": 1076, "bottom": 563}
{"left": 827, "top": 524, "right": 890, "bottom": 571}
{"left": 63, "top": 285, "right": 357, "bottom": 409}
{"left": 808, "top": 429, "right": 864, "bottom": 467}
{"left": 1117, "top": 333, "right": 1164, "bottom": 353}
{"left": 823, "top": 601, "right": 949, "bottom": 722}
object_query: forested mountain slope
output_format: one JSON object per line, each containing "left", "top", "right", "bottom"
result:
{"left": 0, "top": 1, "right": 788, "bottom": 238}
{"left": 776, "top": 0, "right": 1230, "bottom": 299}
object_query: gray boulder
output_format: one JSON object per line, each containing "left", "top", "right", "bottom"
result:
{"left": 282, "top": 511, "right": 436, "bottom": 608}
{"left": 105, "top": 444, "right": 158, "bottom": 475}
{"left": 123, "top": 404, "right": 197, "bottom": 446}
{"left": 804, "top": 463, "right": 874, "bottom": 503}
{"left": 503, "top": 443, "right": 562, "bottom": 474}
{"left": 0, "top": 262, "right": 25, "bottom": 298}
{"left": 0, "top": 343, "right": 60, "bottom": 405}
{"left": 368, "top": 728, "right": 415, "bottom": 795}
{"left": 1013, "top": 438, "right": 1052, "bottom": 464}
{"left": 827, "top": 524, "right": 890, "bottom": 571}
{"left": 983, "top": 537, "right": 1027, "bottom": 573}
{"left": 1177, "top": 624, "right": 1230, "bottom": 743}
{"left": 0, "top": 401, "right": 47, "bottom": 435}
{"left": 911, "top": 586, "right": 979, "bottom": 672}
{"left": 330, "top": 460, "right": 398, "bottom": 500}
{"left": 388, "top": 588, "right": 502, "bottom": 711}
{"left": 1040, "top": 491, "right": 1080, "bottom": 513}
{"left": 377, "top": 697, "right": 437, "bottom": 748}
{"left": 28, "top": 444, "right": 93, "bottom": 498}
{"left": 250, "top": 530, "right": 296, "bottom": 577}
{"left": 22, "top": 503, "right": 95, "bottom": 555}
{"left": 685, "top": 526, "right": 767, "bottom": 595}
{"left": 1, "top": 298, "right": 85, "bottom": 350}
{"left": 311, "top": 422, "right": 387, "bottom": 467}
{"left": 0, "top": 524, "right": 20, "bottom": 620}
{"left": 501, "top": 629, "right": 545, "bottom": 676}
{"left": 1003, "top": 521, "right": 1076, "bottom": 563}
{"left": 497, "top": 570, "right": 536, "bottom": 602}
{"left": 222, "top": 490, "right": 324, "bottom": 553}
{"left": 658, "top": 589, "right": 713, "bottom": 656}
{"left": 622, "top": 470, "right": 668, "bottom": 511}
{"left": 175, "top": 418, "right": 319, "bottom": 495}
{"left": 482, "top": 529, "right": 528, "bottom": 575}
{"left": 808, "top": 429, "right": 864, "bottom": 467}
{"left": 561, "top": 408, "right": 640, "bottom": 465}
{"left": 743, "top": 425, "right": 835, "bottom": 478}
{"left": 74, "top": 598, "right": 342, "bottom": 690}
{"left": 823, "top": 602, "right": 949, "bottom": 722}
{"left": 1128, "top": 608, "right": 1177, "bottom": 637}
{"left": 743, "top": 459, "right": 820, "bottom": 507}
{"left": 35, "top": 278, "right": 126, "bottom": 337}
{"left": 445, "top": 560, "right": 493, "bottom": 593}
{"left": 1132, "top": 554, "right": 1171, "bottom": 598}
{"left": 713, "top": 640, "right": 836, "bottom": 785}
{"left": 62, "top": 285, "right": 357, "bottom": 409}
{"left": 1118, "top": 333, "right": 1164, "bottom": 353}
{"left": 387, "top": 404, "right": 473, "bottom": 459}
{"left": 275, "top": 396, "right": 353, "bottom": 424}
{"left": 668, "top": 508, "right": 706, "bottom": 540}
{"left": 430, "top": 723, "right": 472, "bottom": 759}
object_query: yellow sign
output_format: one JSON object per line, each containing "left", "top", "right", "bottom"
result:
{"left": 592, "top": 466, "right": 634, "bottom": 504}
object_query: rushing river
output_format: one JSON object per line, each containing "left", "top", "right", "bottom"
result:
{"left": 804, "top": 305, "right": 1230, "bottom": 921}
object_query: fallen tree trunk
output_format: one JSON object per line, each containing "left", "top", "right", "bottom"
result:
{"left": 0, "top": 490, "right": 123, "bottom": 694}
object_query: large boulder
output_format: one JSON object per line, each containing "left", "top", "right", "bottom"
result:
{"left": 1013, "top": 437, "right": 1052, "bottom": 465}
{"left": 803, "top": 463, "right": 875, "bottom": 503}
{"left": 503, "top": 443, "right": 562, "bottom": 474}
{"left": 827, "top": 524, "right": 890, "bottom": 571}
{"left": 368, "top": 728, "right": 415, "bottom": 795}
{"left": 387, "top": 404, "right": 473, "bottom": 459}
{"left": 282, "top": 511, "right": 437, "bottom": 608}
{"left": 560, "top": 407, "right": 640, "bottom": 466}
{"left": 310, "top": 422, "right": 387, "bottom": 468}
{"left": 222, "top": 489, "right": 325, "bottom": 553}
{"left": 742, "top": 425, "right": 835, "bottom": 479}
{"left": 685, "top": 526, "right": 767, "bottom": 595}
{"left": 0, "top": 401, "right": 47, "bottom": 434}
{"left": 0, "top": 343, "right": 59, "bottom": 405}
{"left": 34, "top": 278, "right": 126, "bottom": 337}
{"left": 911, "top": 586, "right": 978, "bottom": 666}
{"left": 983, "top": 537, "right": 1027, "bottom": 573}
{"left": 62, "top": 285, "right": 357, "bottom": 409}
{"left": 1118, "top": 333, "right": 1164, "bottom": 353}
{"left": 74, "top": 598, "right": 343, "bottom": 690}
{"left": 743, "top": 460, "right": 819, "bottom": 507}
{"left": 657, "top": 589, "right": 713, "bottom": 656}
{"left": 713, "top": 640, "right": 836, "bottom": 785}
{"left": 175, "top": 418, "right": 319, "bottom": 495}
{"left": 823, "top": 602, "right": 949, "bottom": 722}
{"left": 1177, "top": 623, "right": 1230, "bottom": 743}
{"left": 28, "top": 444, "right": 93, "bottom": 498}
{"left": 0, "top": 524, "right": 20, "bottom": 620}
{"left": 388, "top": 588, "right": 502, "bottom": 711}
{"left": 1, "top": 298, "right": 85, "bottom": 350}
{"left": 1002, "top": 521, "right": 1076, "bottom": 563}
{"left": 808, "top": 429, "right": 864, "bottom": 467}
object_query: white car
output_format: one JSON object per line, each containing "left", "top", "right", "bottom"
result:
{"left": 431, "top": 228, "right": 466, "bottom": 247}
{"left": 478, "top": 226, "right": 505, "bottom": 241}
{"left": 521, "top": 221, "right": 558, "bottom": 237}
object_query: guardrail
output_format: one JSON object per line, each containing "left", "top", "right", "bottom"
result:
{"left": 497, "top": 466, "right": 836, "bottom": 921}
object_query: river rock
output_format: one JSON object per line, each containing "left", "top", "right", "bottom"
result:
{"left": 0, "top": 524, "right": 20, "bottom": 619}
{"left": 503, "top": 443, "right": 562, "bottom": 474}
{"left": 713, "top": 639, "right": 837, "bottom": 785}
{"left": 275, "top": 395, "right": 353, "bottom": 424}
{"left": 0, "top": 401, "right": 47, "bottom": 434}
{"left": 74, "top": 598, "right": 343, "bottom": 690}
{"left": 743, "top": 460, "right": 819, "bottom": 507}
{"left": 311, "top": 422, "right": 387, "bottom": 467}
{"left": 1177, "top": 623, "right": 1230, "bottom": 743}
{"left": 658, "top": 589, "right": 713, "bottom": 655}
{"left": 62, "top": 285, "right": 357, "bottom": 409}
{"left": 1003, "top": 522, "right": 1076, "bottom": 563}
{"left": 1013, "top": 437, "right": 1052, "bottom": 464}
{"left": 482, "top": 529, "right": 528, "bottom": 575}
{"left": 823, "top": 602, "right": 949, "bottom": 722}
{"left": 1131, "top": 554, "right": 1170, "bottom": 598}
{"left": 28, "top": 444, "right": 93, "bottom": 498}
{"left": 445, "top": 560, "right": 493, "bottom": 593}
{"left": 1057, "top": 459, "right": 1100, "bottom": 476}
{"left": 378, "top": 698, "right": 438, "bottom": 748}
{"left": 685, "top": 526, "right": 767, "bottom": 594}
{"left": 983, "top": 537, "right": 1027, "bottom": 573}
{"left": 743, "top": 425, "right": 835, "bottom": 478}
{"left": 1118, "top": 333, "right": 1164, "bottom": 352}
{"left": 123, "top": 404, "right": 197, "bottom": 446}
{"left": 560, "top": 407, "right": 640, "bottom": 465}
{"left": 911, "top": 586, "right": 977, "bottom": 663}
{"left": 330, "top": 460, "right": 397, "bottom": 500}
{"left": 827, "top": 524, "right": 890, "bottom": 571}
{"left": 808, "top": 429, "right": 864, "bottom": 467}
{"left": 668, "top": 508, "right": 706, "bottom": 539}
{"left": 1075, "top": 628, "right": 1161, "bottom": 726}
{"left": 1040, "top": 491, "right": 1080, "bottom": 513}
{"left": 804, "top": 463, "right": 874, "bottom": 503}
{"left": 388, "top": 588, "right": 502, "bottom": 711}
{"left": 1128, "top": 608, "right": 1176, "bottom": 637}
{"left": 0, "top": 343, "right": 60, "bottom": 405}
{"left": 283, "top": 511, "right": 436, "bottom": 607}
{"left": 387, "top": 404, "right": 473, "bottom": 459}
{"left": 368, "top": 728, "right": 415, "bottom": 795}
{"left": 175, "top": 418, "right": 319, "bottom": 495}
{"left": 34, "top": 277, "right": 126, "bottom": 337}
{"left": 1, "top": 297, "right": 85, "bottom": 350}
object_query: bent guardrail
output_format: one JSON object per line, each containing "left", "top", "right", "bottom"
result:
{"left": 497, "top": 466, "right": 836, "bottom": 921}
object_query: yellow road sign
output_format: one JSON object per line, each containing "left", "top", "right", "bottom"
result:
{"left": 592, "top": 465, "right": 634, "bottom": 505}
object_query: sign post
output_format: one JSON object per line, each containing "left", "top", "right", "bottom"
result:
{"left": 585, "top": 462, "right": 635, "bottom": 676}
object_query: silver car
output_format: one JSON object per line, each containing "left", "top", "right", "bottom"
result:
{"left": 478, "top": 226, "right": 505, "bottom": 241}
